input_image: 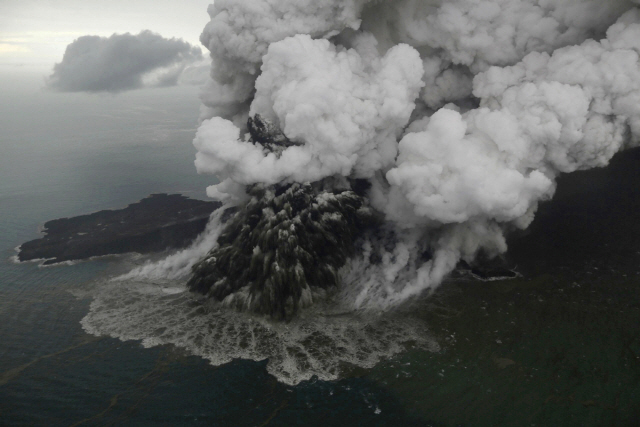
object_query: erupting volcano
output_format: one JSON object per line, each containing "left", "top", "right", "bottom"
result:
{"left": 168, "top": 0, "right": 640, "bottom": 319}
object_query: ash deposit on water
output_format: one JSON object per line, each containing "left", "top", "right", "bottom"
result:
{"left": 84, "top": 0, "right": 640, "bottom": 383}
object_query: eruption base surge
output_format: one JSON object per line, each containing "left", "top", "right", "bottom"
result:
{"left": 82, "top": 275, "right": 438, "bottom": 386}
{"left": 187, "top": 181, "right": 373, "bottom": 321}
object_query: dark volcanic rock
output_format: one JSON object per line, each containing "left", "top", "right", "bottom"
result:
{"left": 18, "top": 193, "right": 220, "bottom": 265}
{"left": 187, "top": 182, "right": 373, "bottom": 321}
{"left": 247, "top": 114, "right": 303, "bottom": 155}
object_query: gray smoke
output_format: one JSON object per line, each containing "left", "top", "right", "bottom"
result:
{"left": 47, "top": 30, "right": 204, "bottom": 92}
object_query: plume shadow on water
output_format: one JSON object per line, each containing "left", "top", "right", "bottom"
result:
{"left": 362, "top": 147, "right": 640, "bottom": 426}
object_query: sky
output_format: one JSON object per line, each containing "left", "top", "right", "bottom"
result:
{"left": 0, "top": 1, "right": 215, "bottom": 207}
{"left": 0, "top": 0, "right": 212, "bottom": 85}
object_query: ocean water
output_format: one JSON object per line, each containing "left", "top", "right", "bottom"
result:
{"left": 1, "top": 79, "right": 639, "bottom": 426}
{"left": 0, "top": 83, "right": 430, "bottom": 426}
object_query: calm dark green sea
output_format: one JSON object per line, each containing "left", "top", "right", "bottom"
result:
{"left": 0, "top": 80, "right": 638, "bottom": 426}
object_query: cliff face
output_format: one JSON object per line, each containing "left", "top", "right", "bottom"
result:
{"left": 18, "top": 194, "right": 220, "bottom": 265}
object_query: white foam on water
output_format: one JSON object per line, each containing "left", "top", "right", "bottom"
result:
{"left": 81, "top": 275, "right": 439, "bottom": 385}
{"left": 469, "top": 271, "right": 522, "bottom": 282}
{"left": 38, "top": 259, "right": 80, "bottom": 267}
{"left": 9, "top": 245, "right": 51, "bottom": 265}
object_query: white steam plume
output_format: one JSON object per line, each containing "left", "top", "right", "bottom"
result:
{"left": 193, "top": 0, "right": 640, "bottom": 308}
{"left": 198, "top": 0, "right": 369, "bottom": 122}
{"left": 119, "top": 209, "right": 226, "bottom": 281}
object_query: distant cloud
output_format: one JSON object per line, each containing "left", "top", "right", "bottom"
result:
{"left": 47, "top": 30, "right": 204, "bottom": 93}
{"left": 177, "top": 62, "right": 210, "bottom": 86}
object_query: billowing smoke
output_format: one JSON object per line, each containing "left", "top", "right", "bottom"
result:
{"left": 185, "top": 0, "right": 640, "bottom": 315}
{"left": 47, "top": 31, "right": 205, "bottom": 93}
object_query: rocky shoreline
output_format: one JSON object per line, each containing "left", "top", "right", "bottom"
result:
{"left": 17, "top": 193, "right": 220, "bottom": 265}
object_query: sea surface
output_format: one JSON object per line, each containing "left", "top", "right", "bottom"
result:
{"left": 0, "top": 80, "right": 639, "bottom": 426}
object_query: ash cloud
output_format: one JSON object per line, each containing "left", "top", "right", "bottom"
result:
{"left": 47, "top": 30, "right": 204, "bottom": 93}
{"left": 187, "top": 0, "right": 640, "bottom": 311}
